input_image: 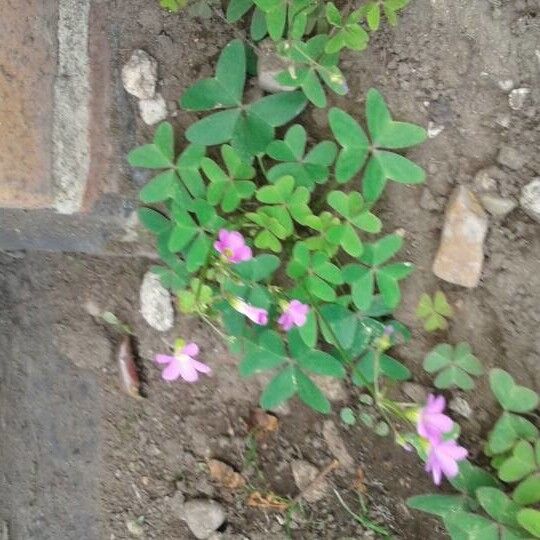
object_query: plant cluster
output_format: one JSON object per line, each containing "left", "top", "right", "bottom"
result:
{"left": 130, "top": 1, "right": 540, "bottom": 537}
{"left": 408, "top": 369, "right": 540, "bottom": 539}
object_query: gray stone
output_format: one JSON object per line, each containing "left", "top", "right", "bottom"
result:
{"left": 139, "top": 93, "right": 167, "bottom": 125}
{"left": 291, "top": 460, "right": 328, "bottom": 503}
{"left": 508, "top": 87, "right": 530, "bottom": 110}
{"left": 182, "top": 500, "right": 226, "bottom": 539}
{"left": 432, "top": 186, "right": 488, "bottom": 288}
{"left": 449, "top": 396, "right": 472, "bottom": 419}
{"left": 322, "top": 420, "right": 354, "bottom": 469}
{"left": 520, "top": 178, "right": 540, "bottom": 223}
{"left": 122, "top": 49, "right": 158, "bottom": 100}
{"left": 257, "top": 39, "right": 295, "bottom": 93}
{"left": 427, "top": 121, "right": 445, "bottom": 138}
{"left": 497, "top": 79, "right": 514, "bottom": 92}
{"left": 473, "top": 167, "right": 500, "bottom": 193}
{"left": 140, "top": 270, "right": 174, "bottom": 331}
{"left": 419, "top": 188, "right": 441, "bottom": 211}
{"left": 479, "top": 192, "right": 517, "bottom": 217}
{"left": 402, "top": 382, "right": 429, "bottom": 403}
{"left": 497, "top": 145, "right": 526, "bottom": 170}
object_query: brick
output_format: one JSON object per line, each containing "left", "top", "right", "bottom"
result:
{"left": 0, "top": 1, "right": 57, "bottom": 208}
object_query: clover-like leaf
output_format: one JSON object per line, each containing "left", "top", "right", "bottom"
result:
{"left": 476, "top": 487, "right": 522, "bottom": 529}
{"left": 128, "top": 121, "right": 175, "bottom": 169}
{"left": 487, "top": 412, "right": 538, "bottom": 454}
{"left": 424, "top": 343, "right": 483, "bottom": 391}
{"left": 513, "top": 473, "right": 540, "bottom": 506}
{"left": 266, "top": 124, "right": 337, "bottom": 189}
{"left": 490, "top": 369, "right": 539, "bottom": 413}
{"left": 325, "top": 3, "right": 369, "bottom": 54}
{"left": 276, "top": 35, "right": 348, "bottom": 108}
{"left": 201, "top": 144, "right": 256, "bottom": 212}
{"left": 416, "top": 291, "right": 454, "bottom": 331}
{"left": 498, "top": 440, "right": 538, "bottom": 483}
{"left": 181, "top": 39, "right": 307, "bottom": 157}
{"left": 517, "top": 508, "right": 540, "bottom": 538}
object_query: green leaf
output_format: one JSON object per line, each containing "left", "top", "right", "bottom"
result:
{"left": 449, "top": 461, "right": 499, "bottom": 496}
{"left": 490, "top": 369, "right": 539, "bottom": 413}
{"left": 366, "top": 88, "right": 391, "bottom": 141}
{"left": 306, "top": 275, "right": 336, "bottom": 301}
{"left": 240, "top": 330, "right": 287, "bottom": 376}
{"left": 517, "top": 509, "right": 540, "bottom": 538}
{"left": 443, "top": 512, "right": 499, "bottom": 540}
{"left": 434, "top": 366, "right": 475, "bottom": 391}
{"left": 361, "top": 234, "right": 403, "bottom": 266}
{"left": 488, "top": 412, "right": 538, "bottom": 454}
{"left": 476, "top": 487, "right": 521, "bottom": 529}
{"left": 373, "top": 150, "right": 426, "bottom": 183}
{"left": 434, "top": 290, "right": 454, "bottom": 317}
{"left": 318, "top": 304, "right": 358, "bottom": 349}
{"left": 498, "top": 441, "right": 537, "bottom": 483}
{"left": 325, "top": 2, "right": 342, "bottom": 25}
{"left": 295, "top": 368, "right": 331, "bottom": 413}
{"left": 407, "top": 494, "right": 469, "bottom": 518}
{"left": 248, "top": 91, "right": 308, "bottom": 127}
{"left": 513, "top": 474, "right": 540, "bottom": 505}
{"left": 376, "top": 269, "right": 402, "bottom": 308}
{"left": 138, "top": 207, "right": 170, "bottom": 233}
{"left": 328, "top": 107, "right": 369, "bottom": 182}
{"left": 185, "top": 233, "right": 211, "bottom": 272}
{"left": 424, "top": 343, "right": 453, "bottom": 372}
{"left": 128, "top": 122, "right": 175, "bottom": 168}
{"left": 186, "top": 109, "right": 242, "bottom": 145}
{"left": 340, "top": 407, "right": 356, "bottom": 425}
{"left": 233, "top": 254, "right": 280, "bottom": 281}
{"left": 296, "top": 350, "right": 346, "bottom": 378}
{"left": 375, "top": 121, "right": 427, "bottom": 149}
{"left": 366, "top": 3, "right": 381, "bottom": 31}
{"left": 355, "top": 350, "right": 411, "bottom": 384}
{"left": 139, "top": 169, "right": 178, "bottom": 203}
{"left": 226, "top": 0, "right": 253, "bottom": 21}
{"left": 299, "top": 310, "right": 317, "bottom": 348}
{"left": 260, "top": 366, "right": 297, "bottom": 409}
{"left": 176, "top": 144, "right": 207, "bottom": 198}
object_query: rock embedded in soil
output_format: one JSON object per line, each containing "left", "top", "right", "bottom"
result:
{"left": 473, "top": 167, "right": 500, "bottom": 193}
{"left": 402, "top": 382, "right": 429, "bottom": 403}
{"left": 520, "top": 178, "right": 540, "bottom": 223}
{"left": 310, "top": 375, "right": 347, "bottom": 401}
{"left": 449, "top": 396, "right": 472, "bottom": 418}
{"left": 432, "top": 186, "right": 488, "bottom": 288}
{"left": 257, "top": 39, "right": 295, "bottom": 93}
{"left": 182, "top": 499, "right": 226, "bottom": 539}
{"left": 122, "top": 49, "right": 158, "bottom": 100}
{"left": 479, "top": 192, "right": 517, "bottom": 217}
{"left": 497, "top": 145, "right": 526, "bottom": 170}
{"left": 322, "top": 420, "right": 354, "bottom": 470}
{"left": 138, "top": 93, "right": 167, "bottom": 125}
{"left": 140, "top": 270, "right": 174, "bottom": 331}
{"left": 419, "top": 187, "right": 441, "bottom": 211}
{"left": 291, "top": 459, "right": 328, "bottom": 503}
{"left": 508, "top": 87, "right": 530, "bottom": 110}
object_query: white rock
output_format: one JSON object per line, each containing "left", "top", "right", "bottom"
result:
{"left": 182, "top": 500, "right": 226, "bottom": 539}
{"left": 140, "top": 271, "right": 174, "bottom": 331}
{"left": 449, "top": 396, "right": 472, "bottom": 418}
{"left": 497, "top": 79, "right": 514, "bottom": 92}
{"left": 427, "top": 121, "right": 445, "bottom": 138}
{"left": 432, "top": 186, "right": 488, "bottom": 288}
{"left": 139, "top": 93, "right": 167, "bottom": 125}
{"left": 291, "top": 460, "right": 328, "bottom": 503}
{"left": 479, "top": 192, "right": 517, "bottom": 217}
{"left": 508, "top": 88, "right": 530, "bottom": 110}
{"left": 122, "top": 49, "right": 158, "bottom": 100}
{"left": 257, "top": 39, "right": 295, "bottom": 93}
{"left": 520, "top": 178, "right": 540, "bottom": 223}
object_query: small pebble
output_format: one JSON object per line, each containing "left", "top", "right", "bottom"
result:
{"left": 508, "top": 87, "right": 530, "bottom": 110}
{"left": 291, "top": 460, "right": 328, "bottom": 503}
{"left": 182, "top": 500, "right": 226, "bottom": 540}
{"left": 497, "top": 145, "right": 526, "bottom": 170}
{"left": 520, "top": 178, "right": 540, "bottom": 223}
{"left": 122, "top": 50, "right": 158, "bottom": 100}
{"left": 140, "top": 270, "right": 174, "bottom": 332}
{"left": 479, "top": 192, "right": 517, "bottom": 217}
{"left": 449, "top": 396, "right": 472, "bottom": 419}
{"left": 139, "top": 93, "right": 168, "bottom": 125}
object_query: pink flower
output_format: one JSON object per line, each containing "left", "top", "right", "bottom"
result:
{"left": 425, "top": 439, "right": 468, "bottom": 485}
{"left": 278, "top": 300, "right": 310, "bottom": 331}
{"left": 155, "top": 342, "right": 211, "bottom": 382}
{"left": 214, "top": 230, "right": 252, "bottom": 263}
{"left": 417, "top": 394, "right": 454, "bottom": 441}
{"left": 231, "top": 298, "right": 268, "bottom": 325}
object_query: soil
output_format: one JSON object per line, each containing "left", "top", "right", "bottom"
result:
{"left": 1, "top": 0, "right": 539, "bottom": 539}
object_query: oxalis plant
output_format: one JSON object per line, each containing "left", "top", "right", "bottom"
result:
{"left": 128, "top": 3, "right": 540, "bottom": 538}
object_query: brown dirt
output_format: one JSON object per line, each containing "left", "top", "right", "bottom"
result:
{"left": 1, "top": 0, "right": 539, "bottom": 538}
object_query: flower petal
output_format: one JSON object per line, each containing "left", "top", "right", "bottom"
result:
{"left": 177, "top": 358, "right": 199, "bottom": 382}
{"left": 155, "top": 354, "right": 174, "bottom": 364}
{"left": 233, "top": 245, "right": 252, "bottom": 262}
{"left": 227, "top": 231, "right": 245, "bottom": 249}
{"left": 162, "top": 358, "right": 183, "bottom": 381}
{"left": 182, "top": 343, "right": 199, "bottom": 357}
{"left": 191, "top": 359, "right": 211, "bottom": 374}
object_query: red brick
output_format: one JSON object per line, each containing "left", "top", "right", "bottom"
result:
{"left": 0, "top": 1, "right": 57, "bottom": 208}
